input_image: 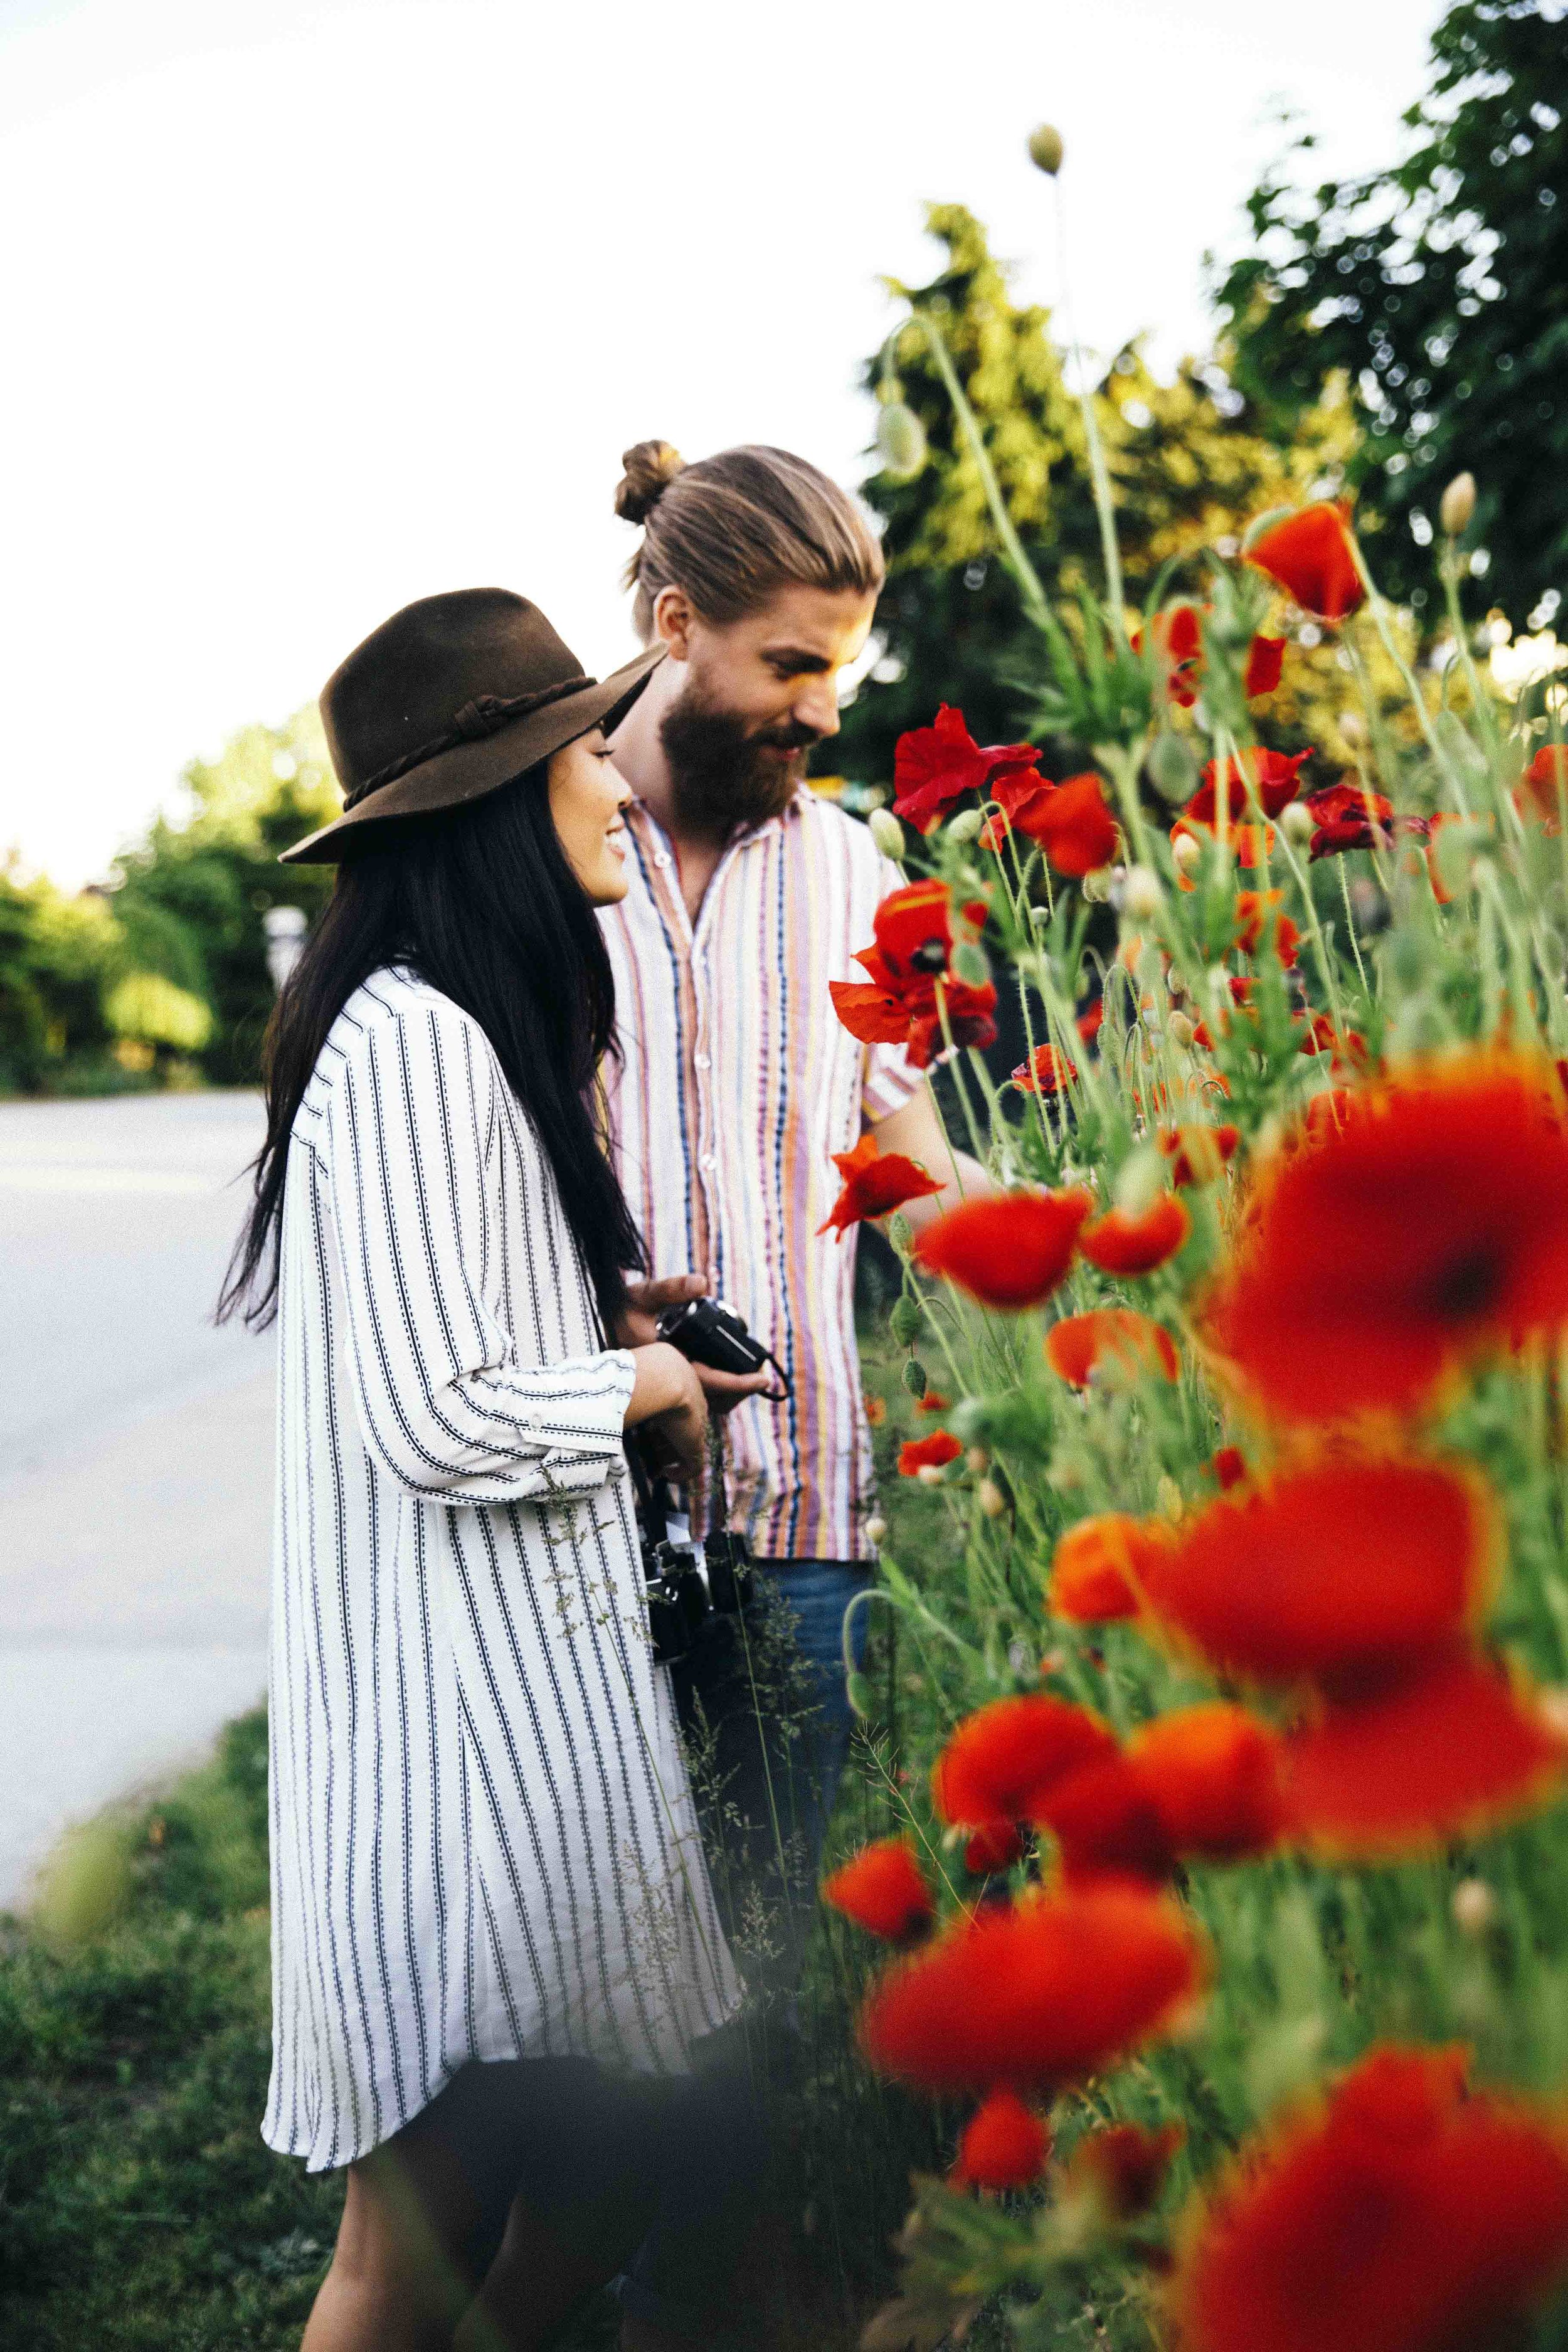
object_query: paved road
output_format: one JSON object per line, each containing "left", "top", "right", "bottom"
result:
{"left": 0, "top": 1091, "right": 273, "bottom": 1907}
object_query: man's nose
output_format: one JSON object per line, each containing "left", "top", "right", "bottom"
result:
{"left": 794, "top": 678, "right": 841, "bottom": 739}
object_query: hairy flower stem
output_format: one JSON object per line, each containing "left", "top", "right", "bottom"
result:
{"left": 1049, "top": 188, "right": 1126, "bottom": 630}
{"left": 904, "top": 308, "right": 1052, "bottom": 632}
{"left": 1346, "top": 533, "right": 1473, "bottom": 817}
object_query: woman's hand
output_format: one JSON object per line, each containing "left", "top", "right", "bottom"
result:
{"left": 625, "top": 1341, "right": 711, "bottom": 1484}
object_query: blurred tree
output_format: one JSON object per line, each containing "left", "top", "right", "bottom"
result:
{"left": 1214, "top": 0, "right": 1567, "bottom": 626}
{"left": 109, "top": 708, "right": 336, "bottom": 1084}
{"left": 0, "top": 863, "right": 119, "bottom": 1091}
{"left": 835, "top": 206, "right": 1360, "bottom": 787}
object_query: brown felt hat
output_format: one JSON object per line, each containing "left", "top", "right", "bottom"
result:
{"left": 281, "top": 587, "right": 664, "bottom": 863}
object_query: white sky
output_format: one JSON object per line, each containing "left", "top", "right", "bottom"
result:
{"left": 1, "top": 0, "right": 1444, "bottom": 889}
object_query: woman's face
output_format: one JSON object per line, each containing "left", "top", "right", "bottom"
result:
{"left": 548, "top": 728, "right": 632, "bottom": 905}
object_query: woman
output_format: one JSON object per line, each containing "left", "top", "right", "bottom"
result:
{"left": 223, "top": 587, "right": 767, "bottom": 2352}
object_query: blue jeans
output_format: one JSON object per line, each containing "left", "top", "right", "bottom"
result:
{"left": 665, "top": 1556, "right": 872, "bottom": 1999}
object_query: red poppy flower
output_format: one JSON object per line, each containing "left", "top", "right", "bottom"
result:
{"left": 932, "top": 1693, "right": 1118, "bottom": 1833}
{"left": 1209, "top": 1444, "right": 1249, "bottom": 1491}
{"left": 1281, "top": 1648, "right": 1568, "bottom": 1857}
{"left": 1187, "top": 750, "right": 1310, "bottom": 825}
{"left": 898, "top": 1429, "right": 962, "bottom": 1477}
{"left": 1160, "top": 1123, "right": 1241, "bottom": 1187}
{"left": 1244, "top": 635, "right": 1287, "bottom": 698}
{"left": 1043, "top": 1704, "right": 1285, "bottom": 1887}
{"left": 1245, "top": 499, "right": 1365, "bottom": 622}
{"left": 1049, "top": 1512, "right": 1175, "bottom": 1623}
{"left": 1304, "top": 778, "right": 1427, "bottom": 861}
{"left": 1516, "top": 743, "right": 1568, "bottom": 833}
{"left": 858, "top": 1885, "right": 1206, "bottom": 2095}
{"left": 1298, "top": 1012, "right": 1370, "bottom": 1073}
{"left": 1207, "top": 1055, "right": 1568, "bottom": 1422}
{"left": 1046, "top": 1308, "right": 1180, "bottom": 1389}
{"left": 892, "top": 705, "right": 1042, "bottom": 830}
{"left": 821, "top": 1838, "right": 935, "bottom": 1942}
{"left": 1165, "top": 2042, "right": 1568, "bottom": 2352}
{"left": 872, "top": 878, "right": 956, "bottom": 984}
{"left": 1232, "top": 890, "right": 1300, "bottom": 967}
{"left": 1061, "top": 2121, "right": 1185, "bottom": 2220}
{"left": 1079, "top": 1195, "right": 1191, "bottom": 1276}
{"left": 1023, "top": 771, "right": 1121, "bottom": 876}
{"left": 818, "top": 1132, "right": 944, "bottom": 1239}
{"left": 916, "top": 1388, "right": 951, "bottom": 1415}
{"left": 904, "top": 977, "right": 1000, "bottom": 1069}
{"left": 1077, "top": 997, "right": 1104, "bottom": 1045}
{"left": 965, "top": 1821, "right": 1028, "bottom": 1873}
{"left": 864, "top": 1392, "right": 887, "bottom": 1428}
{"left": 914, "top": 1189, "right": 1093, "bottom": 1310}
{"left": 981, "top": 764, "right": 1062, "bottom": 852}
{"left": 953, "top": 2088, "right": 1052, "bottom": 2190}
{"left": 1012, "top": 1042, "right": 1078, "bottom": 1095}
{"left": 1135, "top": 1456, "right": 1499, "bottom": 1692}
{"left": 828, "top": 966, "right": 911, "bottom": 1046}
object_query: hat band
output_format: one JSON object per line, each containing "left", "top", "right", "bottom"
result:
{"left": 343, "top": 675, "right": 599, "bottom": 809}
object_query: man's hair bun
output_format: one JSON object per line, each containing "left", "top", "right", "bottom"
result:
{"left": 615, "top": 440, "right": 686, "bottom": 526}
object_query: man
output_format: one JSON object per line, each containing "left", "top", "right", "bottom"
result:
{"left": 601, "top": 440, "right": 986, "bottom": 1993}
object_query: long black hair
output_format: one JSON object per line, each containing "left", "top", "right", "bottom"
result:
{"left": 220, "top": 760, "right": 646, "bottom": 1333}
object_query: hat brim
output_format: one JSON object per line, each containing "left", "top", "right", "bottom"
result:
{"left": 280, "top": 641, "right": 666, "bottom": 864}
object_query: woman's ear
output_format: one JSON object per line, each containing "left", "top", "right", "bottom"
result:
{"left": 652, "top": 585, "right": 696, "bottom": 661}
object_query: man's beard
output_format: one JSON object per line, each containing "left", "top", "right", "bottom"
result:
{"left": 659, "top": 691, "right": 820, "bottom": 841}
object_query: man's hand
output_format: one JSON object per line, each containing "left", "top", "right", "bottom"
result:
{"left": 618, "top": 1274, "right": 773, "bottom": 1417}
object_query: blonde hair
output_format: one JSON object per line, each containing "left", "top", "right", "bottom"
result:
{"left": 615, "top": 440, "right": 884, "bottom": 641}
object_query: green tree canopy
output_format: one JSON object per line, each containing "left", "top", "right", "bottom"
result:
{"left": 835, "top": 205, "right": 1358, "bottom": 788}
{"left": 1214, "top": 0, "right": 1567, "bottom": 625}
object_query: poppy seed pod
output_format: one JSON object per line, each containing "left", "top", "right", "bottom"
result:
{"left": 1027, "top": 122, "right": 1064, "bottom": 175}
{"left": 876, "top": 400, "right": 928, "bottom": 482}
{"left": 868, "top": 807, "right": 906, "bottom": 861}
{"left": 1440, "top": 471, "right": 1478, "bottom": 538}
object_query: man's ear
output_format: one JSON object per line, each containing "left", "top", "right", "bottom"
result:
{"left": 652, "top": 585, "right": 696, "bottom": 661}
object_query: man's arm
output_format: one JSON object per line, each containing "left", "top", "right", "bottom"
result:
{"left": 869, "top": 1089, "right": 995, "bottom": 1234}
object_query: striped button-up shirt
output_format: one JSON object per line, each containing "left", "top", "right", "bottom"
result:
{"left": 601, "top": 790, "right": 919, "bottom": 1564}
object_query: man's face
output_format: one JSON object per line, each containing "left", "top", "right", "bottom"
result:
{"left": 658, "top": 582, "right": 878, "bottom": 839}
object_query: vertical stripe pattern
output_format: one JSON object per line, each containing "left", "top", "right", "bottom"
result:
{"left": 600, "top": 792, "right": 919, "bottom": 1564}
{"left": 265, "top": 969, "right": 738, "bottom": 2173}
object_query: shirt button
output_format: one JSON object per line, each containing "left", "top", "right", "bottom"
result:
{"left": 694, "top": 1052, "right": 711, "bottom": 1071}
{"left": 701, "top": 1153, "right": 716, "bottom": 1171}
{"left": 653, "top": 850, "right": 672, "bottom": 869}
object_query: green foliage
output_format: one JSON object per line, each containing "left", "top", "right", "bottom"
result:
{"left": 1216, "top": 0, "right": 1568, "bottom": 625}
{"left": 0, "top": 711, "right": 335, "bottom": 1096}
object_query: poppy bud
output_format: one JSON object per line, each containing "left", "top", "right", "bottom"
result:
{"left": 1280, "top": 800, "right": 1315, "bottom": 846}
{"left": 865, "top": 1515, "right": 889, "bottom": 1547}
{"left": 876, "top": 400, "right": 928, "bottom": 481}
{"left": 1080, "top": 866, "right": 1112, "bottom": 903}
{"left": 868, "top": 806, "right": 906, "bottom": 861}
{"left": 1171, "top": 830, "right": 1202, "bottom": 874}
{"left": 1168, "top": 1010, "right": 1196, "bottom": 1049}
{"left": 946, "top": 807, "right": 983, "bottom": 844}
{"left": 903, "top": 1356, "right": 928, "bottom": 1398}
{"left": 967, "top": 1446, "right": 990, "bottom": 1475}
{"left": 1451, "top": 1877, "right": 1497, "bottom": 1936}
{"left": 1121, "top": 866, "right": 1163, "bottom": 921}
{"left": 1440, "top": 470, "right": 1477, "bottom": 538}
{"left": 917, "top": 1463, "right": 945, "bottom": 1487}
{"left": 978, "top": 1477, "right": 1007, "bottom": 1518}
{"left": 1148, "top": 730, "right": 1200, "bottom": 805}
{"left": 1027, "top": 122, "right": 1064, "bottom": 175}
{"left": 891, "top": 1294, "right": 924, "bottom": 1345}
{"left": 951, "top": 940, "right": 991, "bottom": 986}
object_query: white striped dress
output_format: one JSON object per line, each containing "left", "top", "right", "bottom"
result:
{"left": 263, "top": 967, "right": 738, "bottom": 2173}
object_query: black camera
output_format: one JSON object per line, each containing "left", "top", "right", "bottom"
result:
{"left": 655, "top": 1295, "right": 785, "bottom": 1389}
{"left": 633, "top": 1296, "right": 776, "bottom": 1663}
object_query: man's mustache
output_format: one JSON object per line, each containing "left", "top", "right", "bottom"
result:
{"left": 753, "top": 722, "right": 823, "bottom": 752}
